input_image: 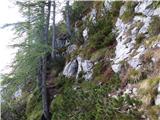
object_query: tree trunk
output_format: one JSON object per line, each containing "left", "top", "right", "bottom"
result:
{"left": 65, "top": 0, "right": 71, "bottom": 36}
{"left": 39, "top": 1, "right": 51, "bottom": 120}
{"left": 45, "top": 0, "right": 51, "bottom": 44}
{"left": 51, "top": 1, "right": 56, "bottom": 59}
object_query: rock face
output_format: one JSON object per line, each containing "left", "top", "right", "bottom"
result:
{"left": 63, "top": 59, "right": 78, "bottom": 77}
{"left": 76, "top": 56, "right": 93, "bottom": 80}
{"left": 66, "top": 44, "right": 77, "bottom": 54}
{"left": 63, "top": 56, "right": 93, "bottom": 80}
{"left": 83, "top": 27, "right": 89, "bottom": 41}
{"left": 111, "top": 1, "right": 160, "bottom": 73}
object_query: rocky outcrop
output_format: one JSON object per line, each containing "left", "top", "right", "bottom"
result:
{"left": 63, "top": 59, "right": 78, "bottom": 77}
{"left": 82, "top": 27, "right": 89, "bottom": 41}
{"left": 63, "top": 56, "right": 93, "bottom": 80}
{"left": 66, "top": 44, "right": 77, "bottom": 54}
{"left": 111, "top": 1, "right": 160, "bottom": 73}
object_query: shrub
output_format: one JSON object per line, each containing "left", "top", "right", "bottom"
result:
{"left": 148, "top": 16, "right": 160, "bottom": 36}
{"left": 110, "top": 1, "right": 123, "bottom": 18}
{"left": 88, "top": 14, "right": 115, "bottom": 50}
{"left": 51, "top": 76, "right": 142, "bottom": 120}
{"left": 135, "top": 33, "right": 145, "bottom": 44}
{"left": 121, "top": 2, "right": 137, "bottom": 23}
{"left": 26, "top": 88, "right": 42, "bottom": 120}
{"left": 147, "top": 1, "right": 160, "bottom": 9}
{"left": 69, "top": 1, "right": 93, "bottom": 25}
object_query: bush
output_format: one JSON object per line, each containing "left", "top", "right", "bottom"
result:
{"left": 88, "top": 14, "right": 115, "bottom": 50}
{"left": 148, "top": 16, "right": 160, "bottom": 36}
{"left": 110, "top": 1, "right": 123, "bottom": 18}
{"left": 69, "top": 1, "right": 93, "bottom": 25}
{"left": 51, "top": 76, "right": 142, "bottom": 120}
{"left": 135, "top": 33, "right": 145, "bottom": 44}
{"left": 121, "top": 2, "right": 137, "bottom": 23}
{"left": 26, "top": 88, "right": 42, "bottom": 120}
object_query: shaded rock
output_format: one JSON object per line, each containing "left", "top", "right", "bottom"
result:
{"left": 66, "top": 44, "right": 77, "bottom": 54}
{"left": 89, "top": 8, "right": 97, "bottom": 24}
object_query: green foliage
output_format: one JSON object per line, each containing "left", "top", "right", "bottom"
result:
{"left": 110, "top": 1, "right": 123, "bottom": 18}
{"left": 121, "top": 2, "right": 137, "bottom": 22}
{"left": 26, "top": 88, "right": 42, "bottom": 120}
{"left": 93, "top": 62, "right": 103, "bottom": 77}
{"left": 147, "top": 1, "right": 160, "bottom": 9}
{"left": 56, "top": 21, "right": 67, "bottom": 35}
{"left": 88, "top": 14, "right": 115, "bottom": 50}
{"left": 1, "top": 99, "right": 27, "bottom": 120}
{"left": 51, "top": 76, "right": 142, "bottom": 120}
{"left": 148, "top": 16, "right": 160, "bottom": 36}
{"left": 69, "top": 1, "right": 93, "bottom": 25}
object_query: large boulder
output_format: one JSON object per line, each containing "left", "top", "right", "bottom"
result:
{"left": 63, "top": 56, "right": 93, "bottom": 80}
{"left": 63, "top": 59, "right": 78, "bottom": 77}
{"left": 76, "top": 56, "right": 93, "bottom": 80}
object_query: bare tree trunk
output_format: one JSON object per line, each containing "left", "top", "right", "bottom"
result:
{"left": 65, "top": 0, "right": 71, "bottom": 36}
{"left": 51, "top": 1, "right": 56, "bottom": 59}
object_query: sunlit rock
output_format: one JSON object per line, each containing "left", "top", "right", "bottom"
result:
{"left": 128, "top": 45, "right": 146, "bottom": 69}
{"left": 76, "top": 56, "right": 93, "bottom": 80}
{"left": 83, "top": 27, "right": 89, "bottom": 41}
{"left": 134, "top": 1, "right": 153, "bottom": 16}
{"left": 104, "top": 0, "right": 112, "bottom": 12}
{"left": 155, "top": 94, "right": 160, "bottom": 105}
{"left": 63, "top": 59, "right": 78, "bottom": 77}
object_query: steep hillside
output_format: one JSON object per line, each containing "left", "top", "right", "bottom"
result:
{"left": 51, "top": 1, "right": 160, "bottom": 120}
{"left": 1, "top": 1, "right": 160, "bottom": 120}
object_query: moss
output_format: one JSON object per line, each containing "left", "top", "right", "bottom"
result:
{"left": 26, "top": 88, "right": 42, "bottom": 120}
{"left": 148, "top": 16, "right": 160, "bottom": 36}
{"left": 121, "top": 2, "right": 137, "bottom": 23}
